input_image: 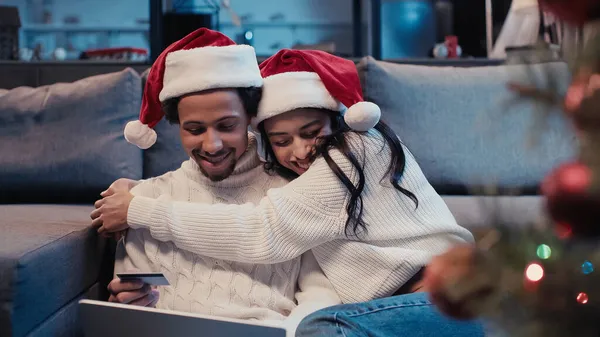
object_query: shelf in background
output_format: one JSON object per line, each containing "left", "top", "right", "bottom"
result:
{"left": 384, "top": 58, "right": 505, "bottom": 67}
{"left": 218, "top": 22, "right": 355, "bottom": 29}
{"left": 20, "top": 22, "right": 358, "bottom": 33}
{"left": 0, "top": 57, "right": 501, "bottom": 67}
{"left": 21, "top": 24, "right": 150, "bottom": 33}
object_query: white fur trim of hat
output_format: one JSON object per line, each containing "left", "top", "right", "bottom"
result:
{"left": 252, "top": 72, "right": 344, "bottom": 128}
{"left": 159, "top": 45, "right": 263, "bottom": 102}
{"left": 252, "top": 71, "right": 380, "bottom": 132}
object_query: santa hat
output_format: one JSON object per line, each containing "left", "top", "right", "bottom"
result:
{"left": 253, "top": 49, "right": 380, "bottom": 132}
{"left": 124, "top": 28, "right": 263, "bottom": 149}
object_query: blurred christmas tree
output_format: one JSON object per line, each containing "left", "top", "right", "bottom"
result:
{"left": 443, "top": 225, "right": 600, "bottom": 337}
{"left": 435, "top": 1, "right": 600, "bottom": 336}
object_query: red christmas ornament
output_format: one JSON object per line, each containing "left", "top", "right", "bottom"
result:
{"left": 542, "top": 162, "right": 591, "bottom": 196}
{"left": 542, "top": 162, "right": 600, "bottom": 238}
{"left": 538, "top": 0, "right": 600, "bottom": 25}
{"left": 555, "top": 222, "right": 573, "bottom": 239}
{"left": 577, "top": 292, "right": 589, "bottom": 304}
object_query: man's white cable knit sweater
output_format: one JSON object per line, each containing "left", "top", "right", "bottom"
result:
{"left": 128, "top": 130, "right": 475, "bottom": 303}
{"left": 114, "top": 134, "right": 341, "bottom": 332}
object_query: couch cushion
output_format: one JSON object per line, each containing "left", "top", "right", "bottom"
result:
{"left": 358, "top": 58, "right": 577, "bottom": 194}
{"left": 0, "top": 205, "right": 111, "bottom": 337}
{"left": 0, "top": 69, "right": 143, "bottom": 203}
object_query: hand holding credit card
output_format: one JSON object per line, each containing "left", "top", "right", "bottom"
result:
{"left": 117, "top": 272, "right": 170, "bottom": 286}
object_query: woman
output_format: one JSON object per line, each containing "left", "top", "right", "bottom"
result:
{"left": 95, "top": 49, "right": 483, "bottom": 336}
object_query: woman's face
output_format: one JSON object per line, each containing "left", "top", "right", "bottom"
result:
{"left": 263, "top": 108, "right": 333, "bottom": 175}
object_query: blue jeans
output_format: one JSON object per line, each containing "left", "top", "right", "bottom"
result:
{"left": 296, "top": 292, "right": 485, "bottom": 337}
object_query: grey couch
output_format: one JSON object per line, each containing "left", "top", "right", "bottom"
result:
{"left": 0, "top": 58, "right": 575, "bottom": 337}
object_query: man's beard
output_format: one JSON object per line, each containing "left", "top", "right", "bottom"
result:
{"left": 199, "top": 159, "right": 237, "bottom": 182}
{"left": 193, "top": 150, "right": 237, "bottom": 182}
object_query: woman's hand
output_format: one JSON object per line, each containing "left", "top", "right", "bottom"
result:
{"left": 423, "top": 245, "right": 493, "bottom": 320}
{"left": 102, "top": 178, "right": 140, "bottom": 194}
{"left": 91, "top": 189, "right": 135, "bottom": 234}
{"left": 91, "top": 178, "right": 139, "bottom": 236}
{"left": 565, "top": 68, "right": 600, "bottom": 111}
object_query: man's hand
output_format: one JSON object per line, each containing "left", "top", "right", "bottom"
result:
{"left": 91, "top": 190, "right": 134, "bottom": 234}
{"left": 107, "top": 277, "right": 159, "bottom": 307}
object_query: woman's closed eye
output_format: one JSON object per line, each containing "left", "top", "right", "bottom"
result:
{"left": 271, "top": 138, "right": 291, "bottom": 147}
{"left": 302, "top": 129, "right": 321, "bottom": 139}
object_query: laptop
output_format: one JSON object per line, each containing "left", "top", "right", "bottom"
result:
{"left": 79, "top": 299, "right": 288, "bottom": 337}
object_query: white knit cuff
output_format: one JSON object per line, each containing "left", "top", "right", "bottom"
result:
{"left": 128, "top": 196, "right": 158, "bottom": 230}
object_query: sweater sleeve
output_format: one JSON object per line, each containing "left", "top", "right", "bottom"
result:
{"left": 114, "top": 179, "right": 160, "bottom": 276}
{"left": 127, "top": 151, "right": 354, "bottom": 264}
{"left": 284, "top": 250, "right": 342, "bottom": 335}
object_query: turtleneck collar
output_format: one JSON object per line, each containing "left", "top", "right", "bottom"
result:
{"left": 181, "top": 132, "right": 264, "bottom": 188}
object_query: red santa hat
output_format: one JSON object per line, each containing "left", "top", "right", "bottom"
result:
{"left": 124, "top": 28, "right": 263, "bottom": 149}
{"left": 253, "top": 49, "right": 380, "bottom": 132}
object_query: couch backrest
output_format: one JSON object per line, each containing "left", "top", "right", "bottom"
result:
{"left": 0, "top": 61, "right": 149, "bottom": 89}
{"left": 0, "top": 59, "right": 578, "bottom": 202}
{"left": 0, "top": 68, "right": 143, "bottom": 203}
{"left": 357, "top": 57, "right": 577, "bottom": 195}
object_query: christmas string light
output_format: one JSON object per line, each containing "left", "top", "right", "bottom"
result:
{"left": 525, "top": 263, "right": 544, "bottom": 282}
{"left": 582, "top": 261, "right": 594, "bottom": 275}
{"left": 536, "top": 244, "right": 552, "bottom": 259}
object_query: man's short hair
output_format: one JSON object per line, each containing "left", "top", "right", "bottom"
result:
{"left": 161, "top": 87, "right": 263, "bottom": 124}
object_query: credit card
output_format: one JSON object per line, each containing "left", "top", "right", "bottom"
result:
{"left": 117, "top": 272, "right": 170, "bottom": 286}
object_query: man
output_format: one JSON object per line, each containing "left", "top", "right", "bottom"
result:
{"left": 91, "top": 28, "right": 340, "bottom": 332}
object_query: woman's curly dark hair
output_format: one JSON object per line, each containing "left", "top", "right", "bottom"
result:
{"left": 258, "top": 109, "right": 418, "bottom": 238}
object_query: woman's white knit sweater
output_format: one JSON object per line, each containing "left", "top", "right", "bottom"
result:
{"left": 128, "top": 130, "right": 475, "bottom": 303}
{"left": 115, "top": 134, "right": 341, "bottom": 331}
